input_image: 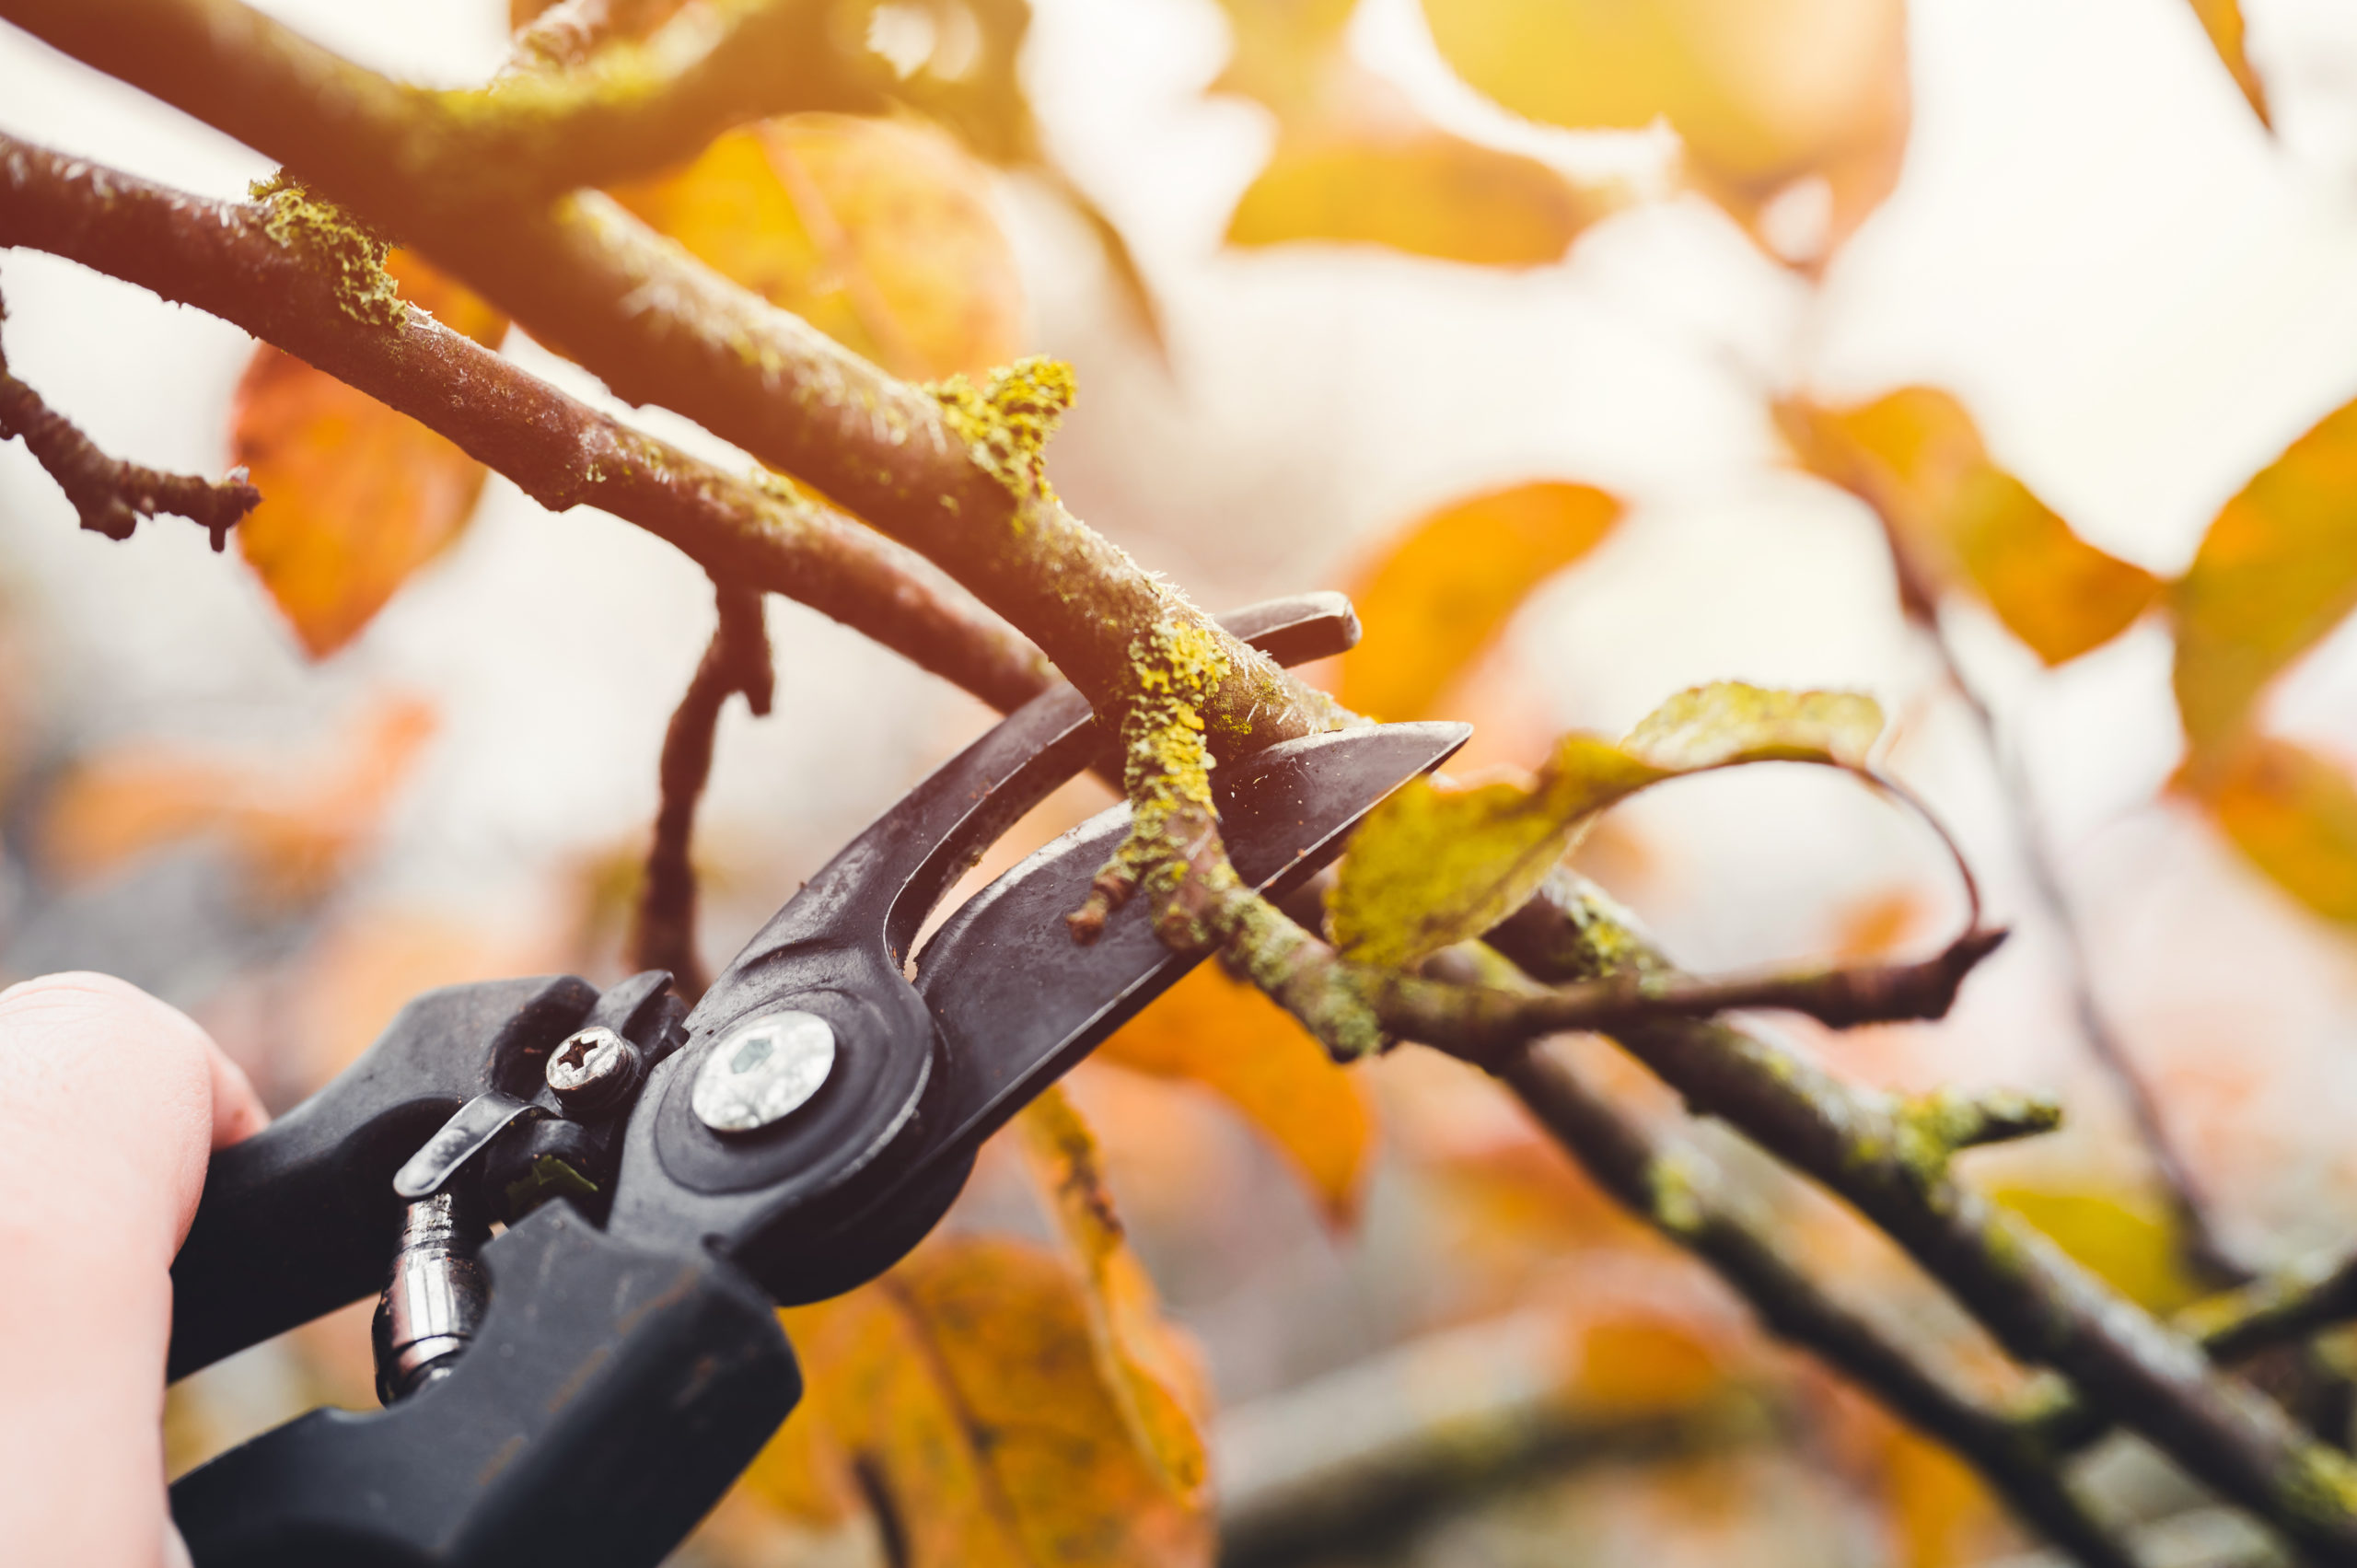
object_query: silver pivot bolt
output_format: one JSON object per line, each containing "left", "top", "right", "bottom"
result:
{"left": 545, "top": 1025, "right": 642, "bottom": 1113}
{"left": 692, "top": 1009, "right": 836, "bottom": 1133}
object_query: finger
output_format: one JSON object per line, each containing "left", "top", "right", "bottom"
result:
{"left": 0, "top": 971, "right": 238, "bottom": 1568}
{"left": 206, "top": 1040, "right": 269, "bottom": 1153}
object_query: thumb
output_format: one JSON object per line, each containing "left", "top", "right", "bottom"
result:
{"left": 0, "top": 971, "right": 266, "bottom": 1567}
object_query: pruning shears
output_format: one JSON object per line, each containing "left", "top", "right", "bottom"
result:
{"left": 160, "top": 593, "right": 1468, "bottom": 1568}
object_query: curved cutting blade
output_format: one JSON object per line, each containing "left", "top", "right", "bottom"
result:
{"left": 904, "top": 721, "right": 1469, "bottom": 1177}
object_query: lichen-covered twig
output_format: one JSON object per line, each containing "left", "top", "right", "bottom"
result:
{"left": 631, "top": 584, "right": 773, "bottom": 999}
{"left": 0, "top": 306, "right": 256, "bottom": 549}
{"left": 1492, "top": 1035, "right": 2137, "bottom": 1568}
{"left": 2182, "top": 1246, "right": 2357, "bottom": 1368}
{"left": 0, "top": 134, "right": 1051, "bottom": 714}
{"left": 1485, "top": 870, "right": 2357, "bottom": 1562}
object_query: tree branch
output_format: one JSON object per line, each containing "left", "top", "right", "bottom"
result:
{"left": 631, "top": 583, "right": 772, "bottom": 999}
{"left": 0, "top": 308, "right": 257, "bottom": 548}
{"left": 0, "top": 0, "right": 1341, "bottom": 757}
{"left": 1482, "top": 870, "right": 2357, "bottom": 1561}
{"left": 0, "top": 134, "right": 1052, "bottom": 713}
{"left": 1492, "top": 1033, "right": 2136, "bottom": 1568}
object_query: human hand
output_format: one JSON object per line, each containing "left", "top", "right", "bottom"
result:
{"left": 0, "top": 972, "right": 268, "bottom": 1567}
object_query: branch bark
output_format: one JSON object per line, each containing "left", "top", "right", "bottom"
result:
{"left": 1492, "top": 1036, "right": 2136, "bottom": 1568}
{"left": 631, "top": 583, "right": 773, "bottom": 999}
{"left": 0, "top": 134, "right": 1052, "bottom": 713}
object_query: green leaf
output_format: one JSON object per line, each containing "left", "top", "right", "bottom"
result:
{"left": 1329, "top": 683, "right": 1885, "bottom": 969}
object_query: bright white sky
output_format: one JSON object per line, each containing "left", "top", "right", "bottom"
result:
{"left": 6, "top": 0, "right": 2357, "bottom": 1241}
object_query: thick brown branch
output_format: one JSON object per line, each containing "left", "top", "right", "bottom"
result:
{"left": 631, "top": 584, "right": 772, "bottom": 999}
{"left": 0, "top": 327, "right": 256, "bottom": 548}
{"left": 1485, "top": 871, "right": 2357, "bottom": 1561}
{"left": 4, "top": 0, "right": 862, "bottom": 208}
{"left": 1492, "top": 1036, "right": 2135, "bottom": 1568}
{"left": 0, "top": 134, "right": 1051, "bottom": 713}
{"left": 0, "top": 0, "right": 1340, "bottom": 754}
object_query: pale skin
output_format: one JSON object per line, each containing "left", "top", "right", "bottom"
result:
{"left": 0, "top": 972, "right": 268, "bottom": 1566}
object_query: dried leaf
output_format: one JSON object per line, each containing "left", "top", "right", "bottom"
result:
{"left": 1097, "top": 962, "right": 1376, "bottom": 1228}
{"left": 232, "top": 253, "right": 504, "bottom": 658}
{"left": 1340, "top": 482, "right": 1622, "bottom": 721}
{"left": 1782, "top": 389, "right": 2159, "bottom": 666}
{"left": 1016, "top": 1086, "right": 1214, "bottom": 1499}
{"left": 1422, "top": 0, "right": 1909, "bottom": 260}
{"left": 2184, "top": 735, "right": 2357, "bottom": 924}
{"left": 2185, "top": 0, "right": 2270, "bottom": 126}
{"left": 1331, "top": 683, "right": 1881, "bottom": 968}
{"left": 41, "top": 697, "right": 436, "bottom": 908}
{"left": 1213, "top": 0, "right": 1609, "bottom": 266}
{"left": 2171, "top": 394, "right": 2357, "bottom": 764}
{"left": 748, "top": 1237, "right": 1213, "bottom": 1568}
{"left": 613, "top": 113, "right": 1023, "bottom": 381}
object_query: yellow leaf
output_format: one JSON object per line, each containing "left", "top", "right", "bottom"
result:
{"left": 2185, "top": 735, "right": 2357, "bottom": 923}
{"left": 613, "top": 114, "right": 1023, "bottom": 381}
{"left": 1331, "top": 683, "right": 1880, "bottom": 969}
{"left": 2185, "top": 0, "right": 2270, "bottom": 126}
{"left": 1422, "top": 0, "right": 1910, "bottom": 259}
{"left": 1782, "top": 389, "right": 2159, "bottom": 666}
{"left": 1097, "top": 961, "right": 1376, "bottom": 1228}
{"left": 749, "top": 1238, "right": 1213, "bottom": 1568}
{"left": 1620, "top": 682, "right": 1881, "bottom": 772}
{"left": 1991, "top": 1186, "right": 2200, "bottom": 1315}
{"left": 1017, "top": 1086, "right": 1213, "bottom": 1501}
{"left": 2171, "top": 394, "right": 2357, "bottom": 764}
{"left": 1340, "top": 482, "right": 1622, "bottom": 722}
{"left": 41, "top": 696, "right": 436, "bottom": 909}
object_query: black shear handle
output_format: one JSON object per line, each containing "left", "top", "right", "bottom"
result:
{"left": 171, "top": 1202, "right": 795, "bottom": 1568}
{"left": 167, "top": 977, "right": 598, "bottom": 1381}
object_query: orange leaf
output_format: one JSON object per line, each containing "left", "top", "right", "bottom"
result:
{"left": 749, "top": 1237, "right": 1212, "bottom": 1568}
{"left": 2170, "top": 393, "right": 2357, "bottom": 765}
{"left": 1782, "top": 388, "right": 2159, "bottom": 666}
{"left": 41, "top": 696, "right": 435, "bottom": 909}
{"left": 1229, "top": 132, "right": 1599, "bottom": 267}
{"left": 1213, "top": 0, "right": 1610, "bottom": 269}
{"left": 1097, "top": 960, "right": 1376, "bottom": 1227}
{"left": 1016, "top": 1086, "right": 1214, "bottom": 1499}
{"left": 613, "top": 115, "right": 1023, "bottom": 381}
{"left": 2183, "top": 735, "right": 2357, "bottom": 924}
{"left": 1340, "top": 482, "right": 1621, "bottom": 721}
{"left": 1422, "top": 0, "right": 1910, "bottom": 261}
{"left": 2185, "top": 0, "right": 2270, "bottom": 126}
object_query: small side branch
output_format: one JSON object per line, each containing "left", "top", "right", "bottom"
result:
{"left": 0, "top": 331, "right": 256, "bottom": 549}
{"left": 632, "top": 585, "right": 772, "bottom": 999}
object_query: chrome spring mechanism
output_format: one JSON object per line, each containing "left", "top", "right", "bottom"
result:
{"left": 370, "top": 1188, "right": 489, "bottom": 1404}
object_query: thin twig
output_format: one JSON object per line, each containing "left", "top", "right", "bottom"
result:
{"left": 1928, "top": 628, "right": 2244, "bottom": 1288}
{"left": 0, "top": 306, "right": 256, "bottom": 549}
{"left": 631, "top": 584, "right": 772, "bottom": 999}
